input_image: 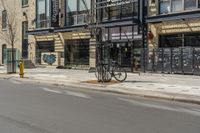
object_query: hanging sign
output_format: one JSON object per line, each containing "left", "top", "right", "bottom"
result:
{"left": 51, "top": 0, "right": 59, "bottom": 27}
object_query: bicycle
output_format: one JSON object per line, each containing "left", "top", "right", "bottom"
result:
{"left": 95, "top": 61, "right": 127, "bottom": 82}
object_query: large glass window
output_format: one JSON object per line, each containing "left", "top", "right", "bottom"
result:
{"left": 96, "top": 0, "right": 138, "bottom": 22}
{"left": 110, "top": 5, "right": 121, "bottom": 19}
{"left": 122, "top": 3, "right": 133, "bottom": 18}
{"left": 160, "top": 0, "right": 171, "bottom": 14}
{"left": 159, "top": 34, "right": 182, "bottom": 47}
{"left": 160, "top": 33, "right": 200, "bottom": 48}
{"left": 22, "top": 0, "right": 28, "bottom": 7}
{"left": 185, "top": 33, "right": 200, "bottom": 47}
{"left": 185, "top": 0, "right": 197, "bottom": 10}
{"left": 36, "top": 0, "right": 50, "bottom": 28}
{"left": 121, "top": 26, "right": 133, "bottom": 40}
{"left": 172, "top": 0, "right": 183, "bottom": 12}
{"left": 109, "top": 27, "right": 120, "bottom": 40}
{"left": 66, "top": 0, "right": 91, "bottom": 26}
{"left": 78, "top": 0, "right": 91, "bottom": 11}
{"left": 159, "top": 0, "right": 198, "bottom": 14}
{"left": 65, "top": 39, "right": 89, "bottom": 65}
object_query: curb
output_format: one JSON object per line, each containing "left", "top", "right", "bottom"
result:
{"left": 10, "top": 76, "right": 200, "bottom": 105}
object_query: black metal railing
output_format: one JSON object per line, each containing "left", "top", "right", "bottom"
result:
{"left": 141, "top": 47, "right": 200, "bottom": 75}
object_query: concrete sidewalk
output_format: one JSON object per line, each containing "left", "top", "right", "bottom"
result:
{"left": 1, "top": 66, "right": 200, "bottom": 104}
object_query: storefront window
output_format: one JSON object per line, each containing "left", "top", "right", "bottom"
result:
{"left": 65, "top": 39, "right": 89, "bottom": 65}
{"left": 121, "top": 26, "right": 133, "bottom": 40}
{"left": 160, "top": 0, "right": 171, "bottom": 14}
{"left": 185, "top": 0, "right": 197, "bottom": 10}
{"left": 160, "top": 33, "right": 200, "bottom": 48}
{"left": 185, "top": 33, "right": 200, "bottom": 47}
{"left": 159, "top": 34, "right": 182, "bottom": 47}
{"left": 109, "top": 27, "right": 120, "bottom": 40}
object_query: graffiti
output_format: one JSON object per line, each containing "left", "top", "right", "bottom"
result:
{"left": 43, "top": 54, "right": 56, "bottom": 65}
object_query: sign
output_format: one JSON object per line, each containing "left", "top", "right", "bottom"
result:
{"left": 51, "top": 0, "right": 59, "bottom": 27}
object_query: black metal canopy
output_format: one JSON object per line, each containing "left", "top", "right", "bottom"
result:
{"left": 27, "top": 28, "right": 54, "bottom": 35}
{"left": 146, "top": 10, "right": 200, "bottom": 23}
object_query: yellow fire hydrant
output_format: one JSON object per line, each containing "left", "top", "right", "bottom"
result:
{"left": 19, "top": 59, "right": 24, "bottom": 78}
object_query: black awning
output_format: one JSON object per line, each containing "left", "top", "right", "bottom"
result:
{"left": 27, "top": 28, "right": 54, "bottom": 35}
{"left": 146, "top": 10, "right": 200, "bottom": 23}
{"left": 97, "top": 17, "right": 140, "bottom": 28}
{"left": 54, "top": 25, "right": 86, "bottom": 32}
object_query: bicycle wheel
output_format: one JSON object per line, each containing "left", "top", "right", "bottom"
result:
{"left": 113, "top": 66, "right": 127, "bottom": 82}
{"left": 95, "top": 65, "right": 101, "bottom": 79}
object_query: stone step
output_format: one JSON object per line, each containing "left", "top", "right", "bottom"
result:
{"left": 23, "top": 60, "right": 36, "bottom": 69}
{"left": 55, "top": 48, "right": 63, "bottom": 50}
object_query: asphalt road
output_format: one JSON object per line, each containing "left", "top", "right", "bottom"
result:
{"left": 0, "top": 78, "right": 199, "bottom": 133}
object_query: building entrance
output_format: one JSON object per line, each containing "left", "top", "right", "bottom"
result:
{"left": 65, "top": 39, "right": 89, "bottom": 67}
{"left": 102, "top": 41, "right": 142, "bottom": 72}
{"left": 109, "top": 43, "right": 132, "bottom": 68}
{"left": 36, "top": 41, "right": 54, "bottom": 64}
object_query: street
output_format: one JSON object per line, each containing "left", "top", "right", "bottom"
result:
{"left": 0, "top": 78, "right": 199, "bottom": 133}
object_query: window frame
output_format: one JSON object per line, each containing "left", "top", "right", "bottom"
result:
{"left": 96, "top": 0, "right": 138, "bottom": 22}
{"left": 2, "top": 10, "right": 7, "bottom": 30}
{"left": 22, "top": 0, "right": 29, "bottom": 8}
{"left": 65, "top": 0, "right": 91, "bottom": 26}
{"left": 22, "top": 21, "right": 29, "bottom": 58}
{"left": 184, "top": 0, "right": 198, "bottom": 10}
{"left": 159, "top": 0, "right": 171, "bottom": 14}
{"left": 36, "top": 0, "right": 51, "bottom": 28}
{"left": 158, "top": 0, "right": 199, "bottom": 14}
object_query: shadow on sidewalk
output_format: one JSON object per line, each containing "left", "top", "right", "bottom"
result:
{"left": 124, "top": 80, "right": 153, "bottom": 84}
{"left": 82, "top": 80, "right": 121, "bottom": 85}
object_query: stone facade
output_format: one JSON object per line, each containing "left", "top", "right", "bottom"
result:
{"left": 0, "top": 0, "right": 96, "bottom": 69}
{"left": 149, "top": 19, "right": 200, "bottom": 49}
{"left": 147, "top": 0, "right": 200, "bottom": 49}
{"left": 0, "top": 0, "right": 35, "bottom": 64}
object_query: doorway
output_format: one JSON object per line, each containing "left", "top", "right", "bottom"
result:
{"left": 2, "top": 44, "right": 7, "bottom": 64}
{"left": 36, "top": 41, "right": 54, "bottom": 64}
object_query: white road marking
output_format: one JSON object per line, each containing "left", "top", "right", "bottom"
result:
{"left": 42, "top": 88, "right": 62, "bottom": 94}
{"left": 119, "top": 98, "right": 177, "bottom": 111}
{"left": 119, "top": 98, "right": 200, "bottom": 117}
{"left": 65, "top": 91, "right": 91, "bottom": 99}
{"left": 42, "top": 88, "right": 91, "bottom": 99}
{"left": 10, "top": 80, "right": 22, "bottom": 85}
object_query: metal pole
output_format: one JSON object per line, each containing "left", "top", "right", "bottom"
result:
{"left": 139, "top": 0, "right": 146, "bottom": 73}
